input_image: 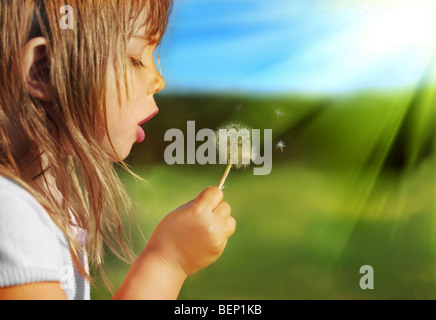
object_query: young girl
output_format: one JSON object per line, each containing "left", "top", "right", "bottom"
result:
{"left": 0, "top": 0, "right": 235, "bottom": 300}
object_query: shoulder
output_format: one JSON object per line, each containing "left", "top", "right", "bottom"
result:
{"left": 0, "top": 175, "right": 43, "bottom": 211}
{"left": 0, "top": 175, "right": 67, "bottom": 287}
{"left": 0, "top": 175, "right": 63, "bottom": 241}
{"left": 0, "top": 175, "right": 46, "bottom": 209}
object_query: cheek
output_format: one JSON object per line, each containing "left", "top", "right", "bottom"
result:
{"left": 104, "top": 69, "right": 137, "bottom": 133}
{"left": 97, "top": 80, "right": 134, "bottom": 159}
{"left": 99, "top": 109, "right": 135, "bottom": 161}
{"left": 130, "top": 68, "right": 152, "bottom": 98}
{"left": 105, "top": 96, "right": 136, "bottom": 138}
{"left": 97, "top": 65, "right": 157, "bottom": 160}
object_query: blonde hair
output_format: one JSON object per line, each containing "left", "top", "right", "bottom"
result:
{"left": 0, "top": 0, "right": 172, "bottom": 287}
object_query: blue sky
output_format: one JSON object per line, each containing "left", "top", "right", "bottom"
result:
{"left": 158, "top": 0, "right": 436, "bottom": 94}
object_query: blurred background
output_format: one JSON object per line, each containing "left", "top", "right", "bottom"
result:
{"left": 92, "top": 0, "right": 436, "bottom": 299}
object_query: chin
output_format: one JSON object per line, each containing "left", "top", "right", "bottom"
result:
{"left": 106, "top": 146, "right": 132, "bottom": 162}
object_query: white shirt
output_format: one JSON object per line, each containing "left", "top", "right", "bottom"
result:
{"left": 0, "top": 175, "right": 90, "bottom": 300}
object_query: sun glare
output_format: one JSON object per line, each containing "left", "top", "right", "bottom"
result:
{"left": 364, "top": 0, "right": 436, "bottom": 55}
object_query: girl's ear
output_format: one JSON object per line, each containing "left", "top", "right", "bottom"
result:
{"left": 21, "top": 37, "right": 52, "bottom": 101}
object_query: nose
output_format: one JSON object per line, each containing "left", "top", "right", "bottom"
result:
{"left": 148, "top": 66, "right": 166, "bottom": 95}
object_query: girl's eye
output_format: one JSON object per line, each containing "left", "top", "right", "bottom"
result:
{"left": 130, "top": 57, "right": 145, "bottom": 69}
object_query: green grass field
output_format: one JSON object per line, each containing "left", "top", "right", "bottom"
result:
{"left": 91, "top": 159, "right": 436, "bottom": 299}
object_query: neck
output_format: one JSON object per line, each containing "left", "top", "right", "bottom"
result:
{"left": 4, "top": 117, "right": 62, "bottom": 203}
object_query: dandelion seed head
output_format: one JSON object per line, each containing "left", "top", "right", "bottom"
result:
{"left": 216, "top": 121, "right": 254, "bottom": 169}
{"left": 276, "top": 140, "right": 286, "bottom": 152}
{"left": 276, "top": 140, "right": 286, "bottom": 149}
{"left": 274, "top": 109, "right": 283, "bottom": 116}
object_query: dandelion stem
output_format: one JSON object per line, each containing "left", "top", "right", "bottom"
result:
{"left": 217, "top": 162, "right": 232, "bottom": 190}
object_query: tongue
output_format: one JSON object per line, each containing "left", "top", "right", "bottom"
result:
{"left": 136, "top": 126, "right": 145, "bottom": 143}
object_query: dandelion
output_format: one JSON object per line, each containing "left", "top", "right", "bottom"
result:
{"left": 216, "top": 122, "right": 255, "bottom": 190}
{"left": 274, "top": 109, "right": 283, "bottom": 121}
{"left": 276, "top": 140, "right": 285, "bottom": 152}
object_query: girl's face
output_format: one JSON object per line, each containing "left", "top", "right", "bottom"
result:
{"left": 101, "top": 32, "right": 165, "bottom": 161}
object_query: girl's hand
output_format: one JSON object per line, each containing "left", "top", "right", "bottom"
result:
{"left": 146, "top": 186, "right": 236, "bottom": 276}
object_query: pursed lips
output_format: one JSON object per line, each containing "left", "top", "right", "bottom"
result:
{"left": 139, "top": 109, "right": 159, "bottom": 126}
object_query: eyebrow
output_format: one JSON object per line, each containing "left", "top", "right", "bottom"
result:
{"left": 132, "top": 35, "right": 148, "bottom": 40}
{"left": 131, "top": 34, "right": 161, "bottom": 46}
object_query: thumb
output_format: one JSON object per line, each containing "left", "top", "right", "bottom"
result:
{"left": 193, "top": 186, "right": 224, "bottom": 211}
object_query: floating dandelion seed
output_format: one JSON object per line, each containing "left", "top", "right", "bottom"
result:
{"left": 274, "top": 109, "right": 283, "bottom": 121}
{"left": 216, "top": 122, "right": 255, "bottom": 190}
{"left": 276, "top": 140, "right": 286, "bottom": 152}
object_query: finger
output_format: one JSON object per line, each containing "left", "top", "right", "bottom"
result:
{"left": 193, "top": 186, "right": 223, "bottom": 211}
{"left": 213, "top": 201, "right": 231, "bottom": 219}
{"left": 225, "top": 216, "right": 236, "bottom": 237}
{"left": 178, "top": 199, "right": 194, "bottom": 209}
{"left": 215, "top": 238, "right": 228, "bottom": 257}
